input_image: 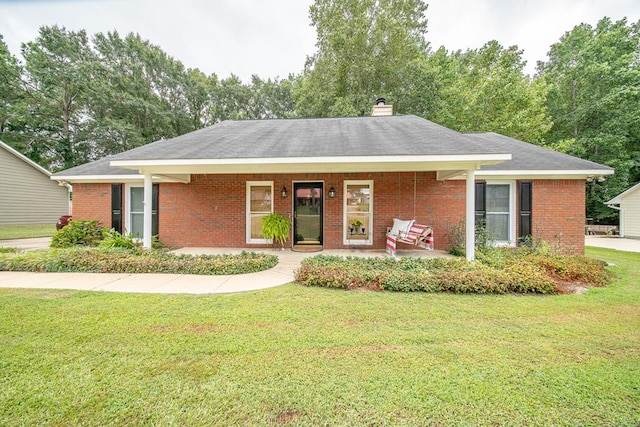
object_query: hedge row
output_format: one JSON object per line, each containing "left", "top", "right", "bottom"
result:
{"left": 0, "top": 247, "right": 278, "bottom": 275}
{"left": 295, "top": 253, "right": 612, "bottom": 294}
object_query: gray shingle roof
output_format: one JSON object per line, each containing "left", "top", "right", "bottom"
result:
{"left": 52, "top": 115, "right": 612, "bottom": 178}
{"left": 109, "top": 115, "right": 506, "bottom": 160}
{"left": 465, "top": 132, "right": 613, "bottom": 172}
{"left": 54, "top": 154, "right": 138, "bottom": 176}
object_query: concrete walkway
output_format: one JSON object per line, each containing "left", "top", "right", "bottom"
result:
{"left": 1, "top": 235, "right": 636, "bottom": 295}
{"left": 585, "top": 235, "right": 640, "bottom": 253}
{"left": 0, "top": 237, "right": 52, "bottom": 251}
{"left": 0, "top": 239, "right": 445, "bottom": 294}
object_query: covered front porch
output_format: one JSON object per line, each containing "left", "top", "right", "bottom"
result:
{"left": 123, "top": 165, "right": 497, "bottom": 262}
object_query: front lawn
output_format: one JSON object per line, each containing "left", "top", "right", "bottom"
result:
{"left": 0, "top": 247, "right": 638, "bottom": 425}
{"left": 0, "top": 224, "right": 56, "bottom": 240}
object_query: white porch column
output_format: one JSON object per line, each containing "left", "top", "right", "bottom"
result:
{"left": 466, "top": 169, "right": 476, "bottom": 261}
{"left": 143, "top": 172, "right": 153, "bottom": 249}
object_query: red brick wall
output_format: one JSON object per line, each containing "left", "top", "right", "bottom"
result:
{"left": 70, "top": 175, "right": 586, "bottom": 254}
{"left": 532, "top": 179, "right": 585, "bottom": 254}
{"left": 157, "top": 172, "right": 464, "bottom": 250}
{"left": 71, "top": 183, "right": 112, "bottom": 228}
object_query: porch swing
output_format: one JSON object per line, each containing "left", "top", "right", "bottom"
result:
{"left": 385, "top": 172, "right": 434, "bottom": 257}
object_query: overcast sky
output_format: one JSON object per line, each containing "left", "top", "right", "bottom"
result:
{"left": 1, "top": 0, "right": 639, "bottom": 81}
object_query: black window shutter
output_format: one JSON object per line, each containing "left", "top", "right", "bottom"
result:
{"left": 152, "top": 184, "right": 159, "bottom": 237}
{"left": 111, "top": 184, "right": 123, "bottom": 233}
{"left": 518, "top": 181, "right": 532, "bottom": 241}
{"left": 475, "top": 182, "right": 486, "bottom": 225}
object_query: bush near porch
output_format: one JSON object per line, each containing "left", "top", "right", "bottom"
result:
{"left": 295, "top": 249, "right": 612, "bottom": 294}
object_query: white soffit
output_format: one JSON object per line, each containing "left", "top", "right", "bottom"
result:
{"left": 112, "top": 154, "right": 511, "bottom": 175}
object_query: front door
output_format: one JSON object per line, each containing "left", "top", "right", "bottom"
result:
{"left": 294, "top": 182, "right": 323, "bottom": 246}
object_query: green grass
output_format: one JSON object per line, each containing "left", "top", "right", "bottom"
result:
{"left": 0, "top": 224, "right": 56, "bottom": 240}
{"left": 0, "top": 247, "right": 638, "bottom": 426}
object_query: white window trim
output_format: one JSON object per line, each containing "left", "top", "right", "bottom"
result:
{"left": 246, "top": 181, "right": 274, "bottom": 244}
{"left": 343, "top": 180, "right": 374, "bottom": 245}
{"left": 485, "top": 180, "right": 516, "bottom": 246}
{"left": 124, "top": 183, "right": 143, "bottom": 239}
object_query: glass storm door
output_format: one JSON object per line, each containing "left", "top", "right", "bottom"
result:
{"left": 293, "top": 183, "right": 323, "bottom": 246}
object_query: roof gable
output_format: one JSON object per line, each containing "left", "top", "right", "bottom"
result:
{"left": 0, "top": 140, "right": 52, "bottom": 177}
{"left": 607, "top": 181, "right": 640, "bottom": 205}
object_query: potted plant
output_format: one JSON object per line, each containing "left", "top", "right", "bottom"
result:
{"left": 261, "top": 213, "right": 291, "bottom": 250}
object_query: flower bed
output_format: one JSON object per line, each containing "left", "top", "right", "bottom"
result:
{"left": 295, "top": 250, "right": 612, "bottom": 294}
{"left": 0, "top": 247, "right": 278, "bottom": 275}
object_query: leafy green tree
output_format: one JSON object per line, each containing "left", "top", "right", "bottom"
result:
{"left": 210, "top": 74, "right": 254, "bottom": 121}
{"left": 427, "top": 41, "right": 552, "bottom": 143}
{"left": 295, "top": 0, "right": 430, "bottom": 117}
{"left": 249, "top": 75, "right": 296, "bottom": 119}
{"left": 0, "top": 35, "right": 25, "bottom": 150}
{"left": 91, "top": 31, "right": 195, "bottom": 157}
{"left": 19, "top": 26, "right": 96, "bottom": 170}
{"left": 184, "top": 68, "right": 216, "bottom": 128}
{"left": 538, "top": 17, "right": 640, "bottom": 221}
{"left": 209, "top": 74, "right": 296, "bottom": 122}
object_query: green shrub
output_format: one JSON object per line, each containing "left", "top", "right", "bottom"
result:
{"left": 295, "top": 249, "right": 609, "bottom": 295}
{"left": 524, "top": 253, "right": 612, "bottom": 286}
{"left": 444, "top": 220, "right": 496, "bottom": 256}
{"left": 50, "top": 220, "right": 105, "bottom": 248}
{"left": 100, "top": 229, "right": 137, "bottom": 249}
{"left": 0, "top": 247, "right": 278, "bottom": 275}
{"left": 0, "top": 247, "right": 17, "bottom": 254}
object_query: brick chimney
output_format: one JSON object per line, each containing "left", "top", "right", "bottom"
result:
{"left": 371, "top": 97, "right": 393, "bottom": 116}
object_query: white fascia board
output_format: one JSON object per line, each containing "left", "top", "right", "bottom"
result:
{"left": 51, "top": 174, "right": 144, "bottom": 183}
{"left": 440, "top": 169, "right": 615, "bottom": 181}
{"left": 50, "top": 174, "right": 188, "bottom": 184}
{"left": 472, "top": 169, "right": 615, "bottom": 180}
{"left": 111, "top": 154, "right": 512, "bottom": 169}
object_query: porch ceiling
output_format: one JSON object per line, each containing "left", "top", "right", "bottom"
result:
{"left": 110, "top": 154, "right": 511, "bottom": 175}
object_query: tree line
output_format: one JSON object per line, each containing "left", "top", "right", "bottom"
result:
{"left": 1, "top": 0, "right": 638, "bottom": 222}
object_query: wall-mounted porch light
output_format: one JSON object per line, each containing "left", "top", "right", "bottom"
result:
{"left": 281, "top": 185, "right": 288, "bottom": 198}
{"left": 328, "top": 186, "right": 336, "bottom": 198}
{"left": 586, "top": 176, "right": 606, "bottom": 183}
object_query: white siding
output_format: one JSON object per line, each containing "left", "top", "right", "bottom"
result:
{"left": 0, "top": 146, "right": 69, "bottom": 225}
{"left": 621, "top": 188, "right": 640, "bottom": 238}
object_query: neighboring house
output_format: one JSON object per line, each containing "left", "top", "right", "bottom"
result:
{"left": 0, "top": 140, "right": 69, "bottom": 225}
{"left": 606, "top": 182, "right": 640, "bottom": 238}
{"left": 51, "top": 102, "right": 613, "bottom": 259}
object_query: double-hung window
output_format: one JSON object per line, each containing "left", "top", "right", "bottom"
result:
{"left": 247, "top": 181, "right": 273, "bottom": 244}
{"left": 476, "top": 181, "right": 515, "bottom": 245}
{"left": 344, "top": 180, "right": 373, "bottom": 245}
